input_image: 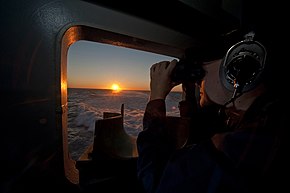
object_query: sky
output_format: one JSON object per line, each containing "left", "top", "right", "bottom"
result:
{"left": 68, "top": 40, "right": 182, "bottom": 91}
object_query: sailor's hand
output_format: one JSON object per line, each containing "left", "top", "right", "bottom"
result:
{"left": 149, "top": 59, "right": 179, "bottom": 101}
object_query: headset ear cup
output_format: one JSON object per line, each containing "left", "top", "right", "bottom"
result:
{"left": 220, "top": 32, "right": 267, "bottom": 93}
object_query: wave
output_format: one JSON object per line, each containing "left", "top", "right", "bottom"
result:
{"left": 68, "top": 88, "right": 182, "bottom": 159}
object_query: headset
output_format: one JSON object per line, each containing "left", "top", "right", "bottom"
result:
{"left": 220, "top": 31, "right": 267, "bottom": 104}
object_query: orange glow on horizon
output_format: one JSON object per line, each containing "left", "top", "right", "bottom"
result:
{"left": 110, "top": 83, "right": 121, "bottom": 93}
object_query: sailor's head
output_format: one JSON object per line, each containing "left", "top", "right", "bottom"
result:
{"left": 194, "top": 0, "right": 286, "bottom": 107}
{"left": 182, "top": 29, "right": 274, "bottom": 108}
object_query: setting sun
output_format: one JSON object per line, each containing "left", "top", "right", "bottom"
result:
{"left": 111, "top": 83, "right": 121, "bottom": 92}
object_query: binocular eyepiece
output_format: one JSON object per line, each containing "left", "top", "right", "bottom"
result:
{"left": 171, "top": 59, "right": 205, "bottom": 83}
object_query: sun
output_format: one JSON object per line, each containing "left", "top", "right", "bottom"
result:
{"left": 111, "top": 83, "right": 121, "bottom": 93}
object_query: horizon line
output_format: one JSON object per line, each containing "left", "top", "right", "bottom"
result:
{"left": 68, "top": 87, "right": 182, "bottom": 93}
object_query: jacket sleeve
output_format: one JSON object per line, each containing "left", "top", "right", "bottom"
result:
{"left": 137, "top": 99, "right": 176, "bottom": 193}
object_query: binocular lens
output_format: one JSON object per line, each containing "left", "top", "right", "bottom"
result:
{"left": 171, "top": 60, "right": 205, "bottom": 83}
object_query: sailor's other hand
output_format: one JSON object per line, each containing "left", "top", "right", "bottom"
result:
{"left": 149, "top": 59, "right": 179, "bottom": 101}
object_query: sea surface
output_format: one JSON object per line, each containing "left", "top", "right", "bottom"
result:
{"left": 68, "top": 88, "right": 182, "bottom": 159}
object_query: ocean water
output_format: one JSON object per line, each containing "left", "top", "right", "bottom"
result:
{"left": 68, "top": 88, "right": 182, "bottom": 159}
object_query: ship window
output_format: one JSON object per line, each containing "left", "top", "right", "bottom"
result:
{"left": 67, "top": 40, "right": 182, "bottom": 160}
